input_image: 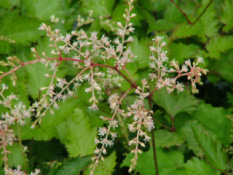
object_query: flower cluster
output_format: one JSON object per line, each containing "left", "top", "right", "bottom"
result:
{"left": 124, "top": 79, "right": 154, "bottom": 172}
{"left": 0, "top": 0, "right": 208, "bottom": 174}
{"left": 5, "top": 166, "right": 40, "bottom": 175}
{"left": 149, "top": 36, "right": 208, "bottom": 93}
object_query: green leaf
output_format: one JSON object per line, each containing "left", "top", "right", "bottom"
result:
{"left": 209, "top": 50, "right": 233, "bottom": 82}
{"left": 184, "top": 157, "right": 221, "bottom": 175}
{"left": 130, "top": 37, "right": 151, "bottom": 69}
{"left": 22, "top": 0, "right": 65, "bottom": 21}
{"left": 171, "top": 23, "right": 199, "bottom": 40}
{"left": 164, "top": 4, "right": 186, "bottom": 24}
{"left": 56, "top": 108, "right": 97, "bottom": 157}
{"left": 56, "top": 156, "right": 92, "bottom": 175}
{"left": 151, "top": 0, "right": 170, "bottom": 12}
{"left": 153, "top": 88, "right": 198, "bottom": 117}
{"left": 84, "top": 152, "right": 116, "bottom": 175}
{"left": 194, "top": 0, "right": 219, "bottom": 42}
{"left": 220, "top": 0, "right": 233, "bottom": 32}
{"left": 181, "top": 121, "right": 203, "bottom": 157}
{"left": 206, "top": 35, "right": 233, "bottom": 59}
{"left": 193, "top": 103, "right": 232, "bottom": 145}
{"left": 154, "top": 129, "right": 184, "bottom": 147}
{"left": 40, "top": 98, "right": 83, "bottom": 129}
{"left": 0, "top": 0, "right": 19, "bottom": 9}
{"left": 169, "top": 43, "right": 200, "bottom": 63}
{"left": 25, "top": 61, "right": 51, "bottom": 99}
{"left": 0, "top": 11, "right": 42, "bottom": 45}
{"left": 0, "top": 143, "right": 28, "bottom": 169}
{"left": 80, "top": 0, "right": 116, "bottom": 17}
{"left": 153, "top": 19, "right": 177, "bottom": 31}
{"left": 171, "top": 0, "right": 218, "bottom": 42}
{"left": 191, "top": 123, "right": 229, "bottom": 172}
{"left": 122, "top": 147, "right": 184, "bottom": 175}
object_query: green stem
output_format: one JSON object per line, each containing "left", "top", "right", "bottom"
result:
{"left": 148, "top": 95, "right": 159, "bottom": 175}
{"left": 16, "top": 122, "right": 27, "bottom": 172}
{"left": 170, "top": 116, "right": 176, "bottom": 132}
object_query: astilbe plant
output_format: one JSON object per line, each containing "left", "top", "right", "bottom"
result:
{"left": 0, "top": 0, "right": 208, "bottom": 174}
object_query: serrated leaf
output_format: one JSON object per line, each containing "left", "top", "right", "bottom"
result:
{"left": 153, "top": 88, "right": 198, "bottom": 117}
{"left": 169, "top": 43, "right": 200, "bottom": 63}
{"left": 171, "top": 0, "right": 218, "bottom": 42}
{"left": 206, "top": 35, "right": 233, "bottom": 59}
{"left": 209, "top": 50, "right": 233, "bottom": 82}
{"left": 164, "top": 3, "right": 186, "bottom": 24}
{"left": 155, "top": 129, "right": 184, "bottom": 148}
{"left": 57, "top": 108, "right": 97, "bottom": 157}
{"left": 171, "top": 23, "right": 199, "bottom": 40}
{"left": 184, "top": 157, "right": 221, "bottom": 175}
{"left": 84, "top": 152, "right": 116, "bottom": 175}
{"left": 121, "top": 147, "right": 184, "bottom": 175}
{"left": 56, "top": 156, "right": 91, "bottom": 175}
{"left": 130, "top": 37, "right": 150, "bottom": 68}
{"left": 193, "top": 103, "right": 232, "bottom": 145}
{"left": 181, "top": 121, "right": 203, "bottom": 157}
{"left": 191, "top": 123, "right": 229, "bottom": 171}
{"left": 0, "top": 11, "right": 42, "bottom": 45}
{"left": 194, "top": 0, "right": 219, "bottom": 42}
{"left": 22, "top": 0, "right": 65, "bottom": 21}
{"left": 220, "top": 0, "right": 233, "bottom": 32}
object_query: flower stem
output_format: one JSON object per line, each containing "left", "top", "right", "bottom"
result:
{"left": 16, "top": 122, "right": 27, "bottom": 172}
{"left": 148, "top": 95, "right": 159, "bottom": 175}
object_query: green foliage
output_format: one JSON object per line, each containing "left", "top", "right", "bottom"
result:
{"left": 220, "top": 0, "right": 233, "bottom": 32}
{"left": 191, "top": 123, "right": 229, "bottom": 172}
{"left": 169, "top": 43, "right": 200, "bottom": 63}
{"left": 84, "top": 152, "right": 116, "bottom": 175}
{"left": 57, "top": 108, "right": 97, "bottom": 157}
{"left": 22, "top": 0, "right": 70, "bottom": 21}
{"left": 184, "top": 157, "right": 220, "bottom": 175}
{"left": 0, "top": 0, "right": 19, "bottom": 9}
{"left": 192, "top": 104, "right": 232, "bottom": 145}
{"left": 81, "top": 0, "right": 116, "bottom": 17}
{"left": 0, "top": 143, "right": 28, "bottom": 169}
{"left": 0, "top": 0, "right": 233, "bottom": 174}
{"left": 55, "top": 156, "right": 92, "bottom": 175}
{"left": 206, "top": 35, "right": 233, "bottom": 59}
{"left": 122, "top": 147, "right": 184, "bottom": 175}
{"left": 153, "top": 88, "right": 198, "bottom": 117}
{"left": 154, "top": 129, "right": 184, "bottom": 147}
{"left": 209, "top": 50, "right": 233, "bottom": 82}
{"left": 0, "top": 11, "right": 42, "bottom": 45}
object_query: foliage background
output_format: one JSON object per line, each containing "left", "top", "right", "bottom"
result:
{"left": 0, "top": 0, "right": 233, "bottom": 174}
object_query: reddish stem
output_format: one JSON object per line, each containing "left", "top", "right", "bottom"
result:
{"left": 170, "top": 116, "right": 176, "bottom": 132}
{"left": 0, "top": 57, "right": 138, "bottom": 89}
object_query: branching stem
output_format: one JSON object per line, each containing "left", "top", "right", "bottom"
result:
{"left": 170, "top": 0, "right": 214, "bottom": 25}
